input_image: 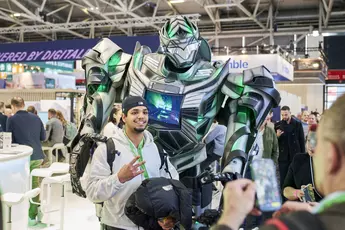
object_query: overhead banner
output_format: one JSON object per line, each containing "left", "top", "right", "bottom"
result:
{"left": 212, "top": 54, "right": 294, "bottom": 82}
{"left": 0, "top": 35, "right": 159, "bottom": 63}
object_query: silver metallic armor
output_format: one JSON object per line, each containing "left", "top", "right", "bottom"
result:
{"left": 70, "top": 16, "right": 281, "bottom": 205}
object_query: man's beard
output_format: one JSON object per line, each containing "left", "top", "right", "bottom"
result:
{"left": 134, "top": 127, "right": 146, "bottom": 133}
{"left": 133, "top": 124, "right": 148, "bottom": 133}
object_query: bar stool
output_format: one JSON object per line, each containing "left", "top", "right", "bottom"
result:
{"left": 30, "top": 163, "right": 70, "bottom": 229}
{"left": 2, "top": 188, "right": 40, "bottom": 230}
{"left": 39, "top": 174, "right": 70, "bottom": 230}
{"left": 42, "top": 143, "right": 69, "bottom": 165}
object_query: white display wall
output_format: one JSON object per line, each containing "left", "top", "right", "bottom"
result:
{"left": 277, "top": 84, "right": 323, "bottom": 113}
{"left": 278, "top": 90, "right": 302, "bottom": 116}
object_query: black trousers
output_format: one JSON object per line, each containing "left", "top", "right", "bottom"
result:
{"left": 278, "top": 161, "right": 290, "bottom": 190}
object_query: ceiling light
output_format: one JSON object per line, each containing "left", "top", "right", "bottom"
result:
{"left": 312, "top": 63, "right": 320, "bottom": 68}
{"left": 170, "top": 0, "right": 185, "bottom": 3}
{"left": 312, "top": 30, "right": 319, "bottom": 37}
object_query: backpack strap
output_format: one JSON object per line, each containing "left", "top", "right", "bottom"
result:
{"left": 156, "top": 142, "right": 172, "bottom": 179}
{"left": 265, "top": 211, "right": 326, "bottom": 230}
{"left": 106, "top": 138, "right": 116, "bottom": 175}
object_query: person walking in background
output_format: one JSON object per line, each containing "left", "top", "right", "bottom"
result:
{"left": 301, "top": 110, "right": 309, "bottom": 138}
{"left": 6, "top": 97, "right": 46, "bottom": 226}
{"left": 0, "top": 102, "right": 7, "bottom": 132}
{"left": 56, "top": 110, "right": 77, "bottom": 145}
{"left": 102, "top": 106, "right": 123, "bottom": 138}
{"left": 275, "top": 106, "right": 305, "bottom": 190}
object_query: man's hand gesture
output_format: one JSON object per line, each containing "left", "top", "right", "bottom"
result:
{"left": 118, "top": 156, "right": 145, "bottom": 183}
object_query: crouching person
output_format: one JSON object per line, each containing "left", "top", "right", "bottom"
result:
{"left": 86, "top": 96, "right": 179, "bottom": 230}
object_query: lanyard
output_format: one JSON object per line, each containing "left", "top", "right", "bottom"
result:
{"left": 124, "top": 131, "right": 149, "bottom": 179}
{"left": 313, "top": 191, "right": 345, "bottom": 213}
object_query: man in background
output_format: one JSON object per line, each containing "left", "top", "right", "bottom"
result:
{"left": 42, "top": 108, "right": 64, "bottom": 147}
{"left": 301, "top": 110, "right": 309, "bottom": 138}
{"left": 0, "top": 102, "right": 7, "bottom": 132}
{"left": 275, "top": 106, "right": 305, "bottom": 190}
{"left": 6, "top": 97, "right": 46, "bottom": 226}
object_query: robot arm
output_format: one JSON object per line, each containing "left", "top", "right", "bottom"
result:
{"left": 70, "top": 38, "right": 131, "bottom": 197}
{"left": 220, "top": 66, "right": 281, "bottom": 176}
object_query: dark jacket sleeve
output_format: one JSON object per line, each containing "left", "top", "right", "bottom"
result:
{"left": 283, "top": 160, "right": 296, "bottom": 189}
{"left": 40, "top": 120, "right": 46, "bottom": 141}
{"left": 6, "top": 117, "right": 13, "bottom": 142}
{"left": 297, "top": 121, "right": 305, "bottom": 153}
{"left": 270, "top": 127, "right": 279, "bottom": 165}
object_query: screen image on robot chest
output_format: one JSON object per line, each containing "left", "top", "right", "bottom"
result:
{"left": 145, "top": 90, "right": 183, "bottom": 129}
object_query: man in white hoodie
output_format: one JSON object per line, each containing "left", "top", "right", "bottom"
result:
{"left": 86, "top": 96, "right": 179, "bottom": 230}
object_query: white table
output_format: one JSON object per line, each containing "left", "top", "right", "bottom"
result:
{"left": 0, "top": 145, "right": 33, "bottom": 230}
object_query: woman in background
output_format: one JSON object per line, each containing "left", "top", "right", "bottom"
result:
{"left": 56, "top": 110, "right": 77, "bottom": 145}
{"left": 102, "top": 106, "right": 123, "bottom": 138}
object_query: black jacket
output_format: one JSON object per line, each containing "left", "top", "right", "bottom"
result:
{"left": 6, "top": 110, "right": 46, "bottom": 160}
{"left": 275, "top": 117, "right": 305, "bottom": 162}
{"left": 0, "top": 112, "right": 7, "bottom": 132}
{"left": 125, "top": 177, "right": 192, "bottom": 230}
{"left": 283, "top": 154, "right": 323, "bottom": 202}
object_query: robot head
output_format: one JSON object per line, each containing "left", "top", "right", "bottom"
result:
{"left": 160, "top": 16, "right": 200, "bottom": 69}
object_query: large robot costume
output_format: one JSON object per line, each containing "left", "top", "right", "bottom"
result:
{"left": 70, "top": 16, "right": 281, "bottom": 209}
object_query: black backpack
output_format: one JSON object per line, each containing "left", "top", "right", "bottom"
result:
{"left": 104, "top": 138, "right": 171, "bottom": 176}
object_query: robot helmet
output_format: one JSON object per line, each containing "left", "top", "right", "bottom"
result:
{"left": 160, "top": 16, "right": 201, "bottom": 68}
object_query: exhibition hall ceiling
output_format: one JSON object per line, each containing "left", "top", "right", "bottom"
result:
{"left": 0, "top": 0, "right": 344, "bottom": 47}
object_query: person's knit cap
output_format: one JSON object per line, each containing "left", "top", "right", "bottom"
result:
{"left": 122, "top": 96, "right": 148, "bottom": 114}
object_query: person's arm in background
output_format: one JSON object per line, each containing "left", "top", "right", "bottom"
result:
{"left": 44, "top": 121, "right": 52, "bottom": 142}
{"left": 204, "top": 124, "right": 221, "bottom": 144}
{"left": 272, "top": 128, "right": 279, "bottom": 165}
{"left": 40, "top": 120, "right": 46, "bottom": 141}
{"left": 283, "top": 161, "right": 304, "bottom": 201}
{"left": 298, "top": 122, "right": 306, "bottom": 153}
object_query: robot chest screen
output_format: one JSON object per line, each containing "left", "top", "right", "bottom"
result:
{"left": 144, "top": 89, "right": 184, "bottom": 129}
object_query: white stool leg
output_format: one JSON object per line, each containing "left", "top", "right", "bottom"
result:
{"left": 56, "top": 148, "right": 59, "bottom": 163}
{"left": 60, "top": 183, "right": 66, "bottom": 230}
{"left": 48, "top": 149, "right": 53, "bottom": 165}
{"left": 46, "top": 183, "right": 52, "bottom": 227}
{"left": 6, "top": 206, "right": 12, "bottom": 230}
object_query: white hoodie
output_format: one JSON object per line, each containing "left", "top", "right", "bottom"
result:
{"left": 86, "top": 129, "right": 179, "bottom": 229}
